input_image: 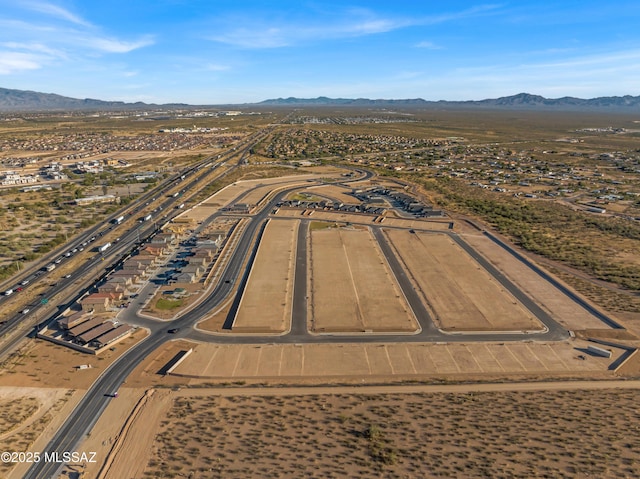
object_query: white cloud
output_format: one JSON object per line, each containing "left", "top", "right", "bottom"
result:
{"left": 1, "top": 2, "right": 154, "bottom": 57}
{"left": 86, "top": 35, "right": 155, "bottom": 53}
{"left": 415, "top": 41, "right": 442, "bottom": 50}
{"left": 210, "top": 27, "right": 289, "bottom": 49}
{"left": 208, "top": 5, "right": 503, "bottom": 49}
{"left": 0, "top": 41, "right": 63, "bottom": 57}
{"left": 0, "top": 51, "right": 43, "bottom": 74}
{"left": 414, "top": 47, "right": 640, "bottom": 99}
{"left": 23, "top": 1, "right": 92, "bottom": 27}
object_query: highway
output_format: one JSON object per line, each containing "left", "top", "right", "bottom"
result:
{"left": 0, "top": 125, "right": 275, "bottom": 347}
{"left": 24, "top": 165, "right": 580, "bottom": 479}
{"left": 24, "top": 170, "right": 369, "bottom": 479}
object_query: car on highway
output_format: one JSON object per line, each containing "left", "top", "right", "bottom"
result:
{"left": 21, "top": 308, "right": 30, "bottom": 314}
{"left": 20, "top": 279, "right": 30, "bottom": 285}
{"left": 64, "top": 274, "right": 71, "bottom": 278}
{"left": 106, "top": 391, "right": 118, "bottom": 398}
{"left": 167, "top": 328, "right": 180, "bottom": 334}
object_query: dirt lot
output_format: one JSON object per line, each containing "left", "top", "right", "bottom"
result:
{"left": 83, "top": 383, "right": 640, "bottom": 479}
{"left": 169, "top": 339, "right": 618, "bottom": 380}
{"left": 239, "top": 179, "right": 322, "bottom": 207}
{"left": 70, "top": 387, "right": 175, "bottom": 479}
{"left": 178, "top": 172, "right": 340, "bottom": 224}
{"left": 308, "top": 227, "right": 417, "bottom": 333}
{"left": 0, "top": 387, "right": 80, "bottom": 479}
{"left": 305, "top": 184, "right": 361, "bottom": 204}
{"left": 0, "top": 332, "right": 145, "bottom": 478}
{"left": 461, "top": 232, "right": 617, "bottom": 331}
{"left": 232, "top": 219, "right": 298, "bottom": 333}
{"left": 0, "top": 331, "right": 635, "bottom": 478}
{"left": 385, "top": 229, "right": 543, "bottom": 332}
{"left": 380, "top": 216, "right": 453, "bottom": 230}
{"left": 273, "top": 208, "right": 453, "bottom": 231}
{"left": 0, "top": 331, "right": 147, "bottom": 389}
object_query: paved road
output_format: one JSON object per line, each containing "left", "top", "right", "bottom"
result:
{"left": 24, "top": 172, "right": 369, "bottom": 479}
{"left": 290, "top": 220, "right": 308, "bottom": 336}
{"left": 483, "top": 230, "right": 623, "bottom": 329}
{"left": 24, "top": 166, "right": 576, "bottom": 478}
{"left": 188, "top": 222, "right": 570, "bottom": 345}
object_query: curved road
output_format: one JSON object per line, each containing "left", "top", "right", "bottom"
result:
{"left": 25, "top": 166, "right": 576, "bottom": 478}
{"left": 25, "top": 170, "right": 371, "bottom": 479}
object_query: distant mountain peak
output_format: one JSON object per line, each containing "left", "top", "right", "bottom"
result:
{"left": 258, "top": 92, "right": 640, "bottom": 111}
{"left": 0, "top": 87, "right": 189, "bottom": 111}
{"left": 1, "top": 87, "right": 639, "bottom": 112}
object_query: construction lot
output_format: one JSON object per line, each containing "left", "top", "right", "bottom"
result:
{"left": 179, "top": 170, "right": 343, "bottom": 224}
{"left": 2, "top": 176, "right": 638, "bottom": 479}
{"left": 232, "top": 219, "right": 299, "bottom": 333}
{"left": 385, "top": 229, "right": 543, "bottom": 332}
{"left": 461, "top": 232, "right": 615, "bottom": 331}
{"left": 273, "top": 208, "right": 453, "bottom": 231}
{"left": 308, "top": 226, "right": 418, "bottom": 333}
{"left": 304, "top": 184, "right": 361, "bottom": 204}
{"left": 166, "top": 339, "right": 621, "bottom": 380}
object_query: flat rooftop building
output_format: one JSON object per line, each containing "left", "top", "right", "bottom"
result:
{"left": 92, "top": 324, "right": 135, "bottom": 348}
{"left": 76, "top": 322, "right": 116, "bottom": 345}
{"left": 67, "top": 317, "right": 106, "bottom": 338}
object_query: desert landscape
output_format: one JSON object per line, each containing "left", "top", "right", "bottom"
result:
{"left": 1, "top": 84, "right": 640, "bottom": 479}
{"left": 49, "top": 383, "right": 640, "bottom": 479}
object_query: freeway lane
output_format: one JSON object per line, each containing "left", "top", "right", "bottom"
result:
{"left": 24, "top": 176, "right": 352, "bottom": 479}
{"left": 25, "top": 165, "right": 571, "bottom": 479}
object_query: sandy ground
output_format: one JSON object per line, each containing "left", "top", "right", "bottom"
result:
{"left": 273, "top": 208, "right": 453, "bottom": 231}
{"left": 232, "top": 219, "right": 298, "bottom": 333}
{"left": 461, "top": 232, "right": 615, "bottom": 331}
{"left": 0, "top": 330, "right": 147, "bottom": 389}
{"left": 239, "top": 180, "right": 322, "bottom": 207}
{"left": 385, "top": 230, "right": 542, "bottom": 332}
{"left": 71, "top": 387, "right": 174, "bottom": 479}
{"left": 0, "top": 387, "right": 81, "bottom": 479}
{"left": 306, "top": 184, "right": 361, "bottom": 204}
{"left": 178, "top": 172, "right": 339, "bottom": 224}
{"left": 380, "top": 216, "right": 453, "bottom": 230}
{"left": 84, "top": 383, "right": 640, "bottom": 479}
{"left": 0, "top": 332, "right": 632, "bottom": 479}
{"left": 169, "top": 339, "right": 618, "bottom": 380}
{"left": 308, "top": 227, "right": 417, "bottom": 333}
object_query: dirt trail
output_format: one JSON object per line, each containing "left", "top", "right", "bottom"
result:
{"left": 177, "top": 379, "right": 640, "bottom": 398}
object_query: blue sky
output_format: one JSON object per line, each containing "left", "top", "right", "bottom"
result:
{"left": 1, "top": 1, "right": 640, "bottom": 104}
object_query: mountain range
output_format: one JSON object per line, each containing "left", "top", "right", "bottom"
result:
{"left": 1, "top": 87, "right": 639, "bottom": 112}
{"left": 0, "top": 87, "right": 187, "bottom": 112}
{"left": 258, "top": 93, "right": 640, "bottom": 111}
